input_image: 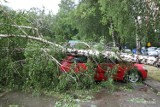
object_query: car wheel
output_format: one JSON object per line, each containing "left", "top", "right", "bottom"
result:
{"left": 125, "top": 70, "right": 141, "bottom": 83}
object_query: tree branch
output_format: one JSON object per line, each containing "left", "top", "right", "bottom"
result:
{"left": 0, "top": 34, "right": 64, "bottom": 49}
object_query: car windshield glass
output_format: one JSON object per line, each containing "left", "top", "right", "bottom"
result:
{"left": 70, "top": 56, "right": 88, "bottom": 63}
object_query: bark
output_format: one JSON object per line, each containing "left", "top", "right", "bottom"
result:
{"left": 136, "top": 34, "right": 141, "bottom": 55}
{"left": 0, "top": 34, "right": 64, "bottom": 49}
{"left": 135, "top": 15, "right": 142, "bottom": 55}
{"left": 110, "top": 23, "right": 116, "bottom": 47}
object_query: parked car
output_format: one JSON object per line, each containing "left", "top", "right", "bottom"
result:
{"left": 60, "top": 55, "right": 148, "bottom": 83}
{"left": 156, "top": 48, "right": 160, "bottom": 54}
{"left": 132, "top": 48, "right": 147, "bottom": 55}
{"left": 147, "top": 47, "right": 158, "bottom": 57}
{"left": 156, "top": 48, "right": 160, "bottom": 57}
{"left": 141, "top": 49, "right": 148, "bottom": 55}
{"left": 132, "top": 48, "right": 137, "bottom": 54}
{"left": 147, "top": 47, "right": 157, "bottom": 50}
{"left": 68, "top": 40, "right": 90, "bottom": 49}
{"left": 123, "top": 49, "right": 132, "bottom": 53}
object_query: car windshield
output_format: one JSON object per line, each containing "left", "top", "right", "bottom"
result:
{"left": 69, "top": 56, "right": 88, "bottom": 63}
{"left": 148, "top": 47, "right": 157, "bottom": 50}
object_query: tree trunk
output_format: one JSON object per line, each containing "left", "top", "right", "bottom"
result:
{"left": 111, "top": 23, "right": 116, "bottom": 47}
{"left": 136, "top": 34, "right": 141, "bottom": 55}
{"left": 135, "top": 16, "right": 141, "bottom": 55}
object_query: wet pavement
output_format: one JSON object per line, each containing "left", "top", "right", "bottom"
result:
{"left": 1, "top": 82, "right": 160, "bottom": 107}
{"left": 80, "top": 83, "right": 160, "bottom": 107}
{"left": 0, "top": 91, "right": 56, "bottom": 107}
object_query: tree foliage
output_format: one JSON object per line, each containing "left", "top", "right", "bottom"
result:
{"left": 73, "top": 0, "right": 110, "bottom": 42}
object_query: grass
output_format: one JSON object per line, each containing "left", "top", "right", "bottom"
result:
{"left": 145, "top": 65, "right": 160, "bottom": 81}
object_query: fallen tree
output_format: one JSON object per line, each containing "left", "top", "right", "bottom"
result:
{"left": 0, "top": 34, "right": 160, "bottom": 67}
{"left": 0, "top": 34, "right": 64, "bottom": 49}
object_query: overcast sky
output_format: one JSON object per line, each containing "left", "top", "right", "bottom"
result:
{"left": 2, "top": 0, "right": 61, "bottom": 14}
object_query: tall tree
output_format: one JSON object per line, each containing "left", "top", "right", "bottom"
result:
{"left": 73, "top": 0, "right": 110, "bottom": 42}
{"left": 54, "top": 0, "right": 77, "bottom": 42}
{"left": 99, "top": 0, "right": 160, "bottom": 51}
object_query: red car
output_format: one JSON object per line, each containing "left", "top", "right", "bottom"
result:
{"left": 60, "top": 55, "right": 148, "bottom": 83}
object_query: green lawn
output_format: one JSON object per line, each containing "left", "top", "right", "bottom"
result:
{"left": 145, "top": 65, "right": 160, "bottom": 81}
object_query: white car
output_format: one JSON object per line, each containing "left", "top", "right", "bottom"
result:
{"left": 148, "top": 47, "right": 157, "bottom": 50}
{"left": 123, "top": 49, "right": 132, "bottom": 53}
{"left": 156, "top": 48, "right": 160, "bottom": 57}
{"left": 156, "top": 48, "right": 160, "bottom": 53}
{"left": 147, "top": 47, "right": 158, "bottom": 57}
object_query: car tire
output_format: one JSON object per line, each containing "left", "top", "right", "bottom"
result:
{"left": 124, "top": 70, "right": 141, "bottom": 83}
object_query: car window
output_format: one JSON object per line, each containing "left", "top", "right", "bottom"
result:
{"left": 148, "top": 47, "right": 157, "bottom": 51}
{"left": 73, "top": 56, "right": 88, "bottom": 63}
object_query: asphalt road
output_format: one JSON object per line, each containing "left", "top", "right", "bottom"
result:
{"left": 1, "top": 81, "right": 160, "bottom": 107}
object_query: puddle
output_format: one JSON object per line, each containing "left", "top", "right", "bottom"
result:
{"left": 0, "top": 91, "right": 57, "bottom": 107}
